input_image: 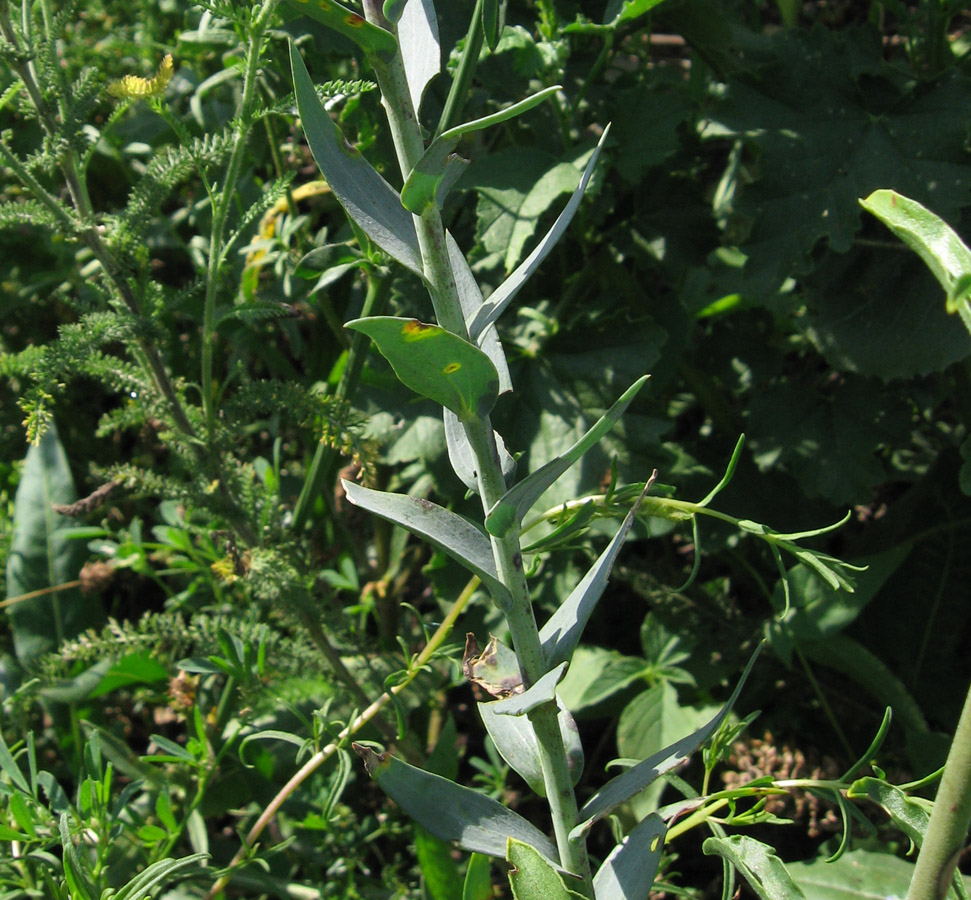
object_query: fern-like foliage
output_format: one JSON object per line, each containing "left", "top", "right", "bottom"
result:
{"left": 0, "top": 197, "right": 67, "bottom": 231}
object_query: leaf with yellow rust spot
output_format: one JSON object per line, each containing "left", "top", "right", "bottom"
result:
{"left": 347, "top": 316, "right": 500, "bottom": 421}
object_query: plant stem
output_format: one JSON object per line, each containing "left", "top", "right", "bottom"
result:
{"left": 201, "top": 0, "right": 280, "bottom": 440}
{"left": 906, "top": 677, "right": 971, "bottom": 900}
{"left": 358, "top": 4, "right": 592, "bottom": 886}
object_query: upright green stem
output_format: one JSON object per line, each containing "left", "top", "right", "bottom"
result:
{"left": 201, "top": 0, "right": 280, "bottom": 439}
{"left": 359, "top": 3, "right": 591, "bottom": 887}
{"left": 906, "top": 678, "right": 971, "bottom": 900}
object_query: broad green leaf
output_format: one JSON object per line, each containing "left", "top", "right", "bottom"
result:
{"left": 398, "top": 0, "right": 440, "bottom": 115}
{"left": 704, "top": 27, "right": 971, "bottom": 291}
{"left": 860, "top": 189, "right": 971, "bottom": 335}
{"left": 703, "top": 835, "right": 807, "bottom": 900}
{"left": 347, "top": 316, "right": 499, "bottom": 421}
{"left": 465, "top": 147, "right": 583, "bottom": 278}
{"left": 539, "top": 486, "right": 648, "bottom": 667}
{"left": 88, "top": 652, "right": 169, "bottom": 699}
{"left": 604, "top": 0, "right": 669, "bottom": 26}
{"left": 847, "top": 777, "right": 929, "bottom": 845}
{"left": 402, "top": 88, "right": 561, "bottom": 215}
{"left": 478, "top": 696, "right": 583, "bottom": 797}
{"left": 788, "top": 848, "right": 971, "bottom": 900}
{"left": 493, "top": 662, "right": 568, "bottom": 716}
{"left": 506, "top": 839, "right": 586, "bottom": 900}
{"left": 575, "top": 646, "right": 761, "bottom": 832}
{"left": 592, "top": 813, "right": 665, "bottom": 900}
{"left": 463, "top": 853, "right": 494, "bottom": 900}
{"left": 485, "top": 375, "right": 649, "bottom": 537}
{"left": 557, "top": 646, "right": 646, "bottom": 716}
{"left": 290, "top": 44, "right": 423, "bottom": 275}
{"left": 352, "top": 744, "right": 558, "bottom": 863}
{"left": 416, "top": 825, "right": 463, "bottom": 900}
{"left": 469, "top": 128, "right": 610, "bottom": 340}
{"left": 281, "top": 0, "right": 397, "bottom": 61}
{"left": 341, "top": 481, "right": 511, "bottom": 608}
{"left": 616, "top": 681, "right": 716, "bottom": 820}
{"left": 5, "top": 422, "right": 101, "bottom": 667}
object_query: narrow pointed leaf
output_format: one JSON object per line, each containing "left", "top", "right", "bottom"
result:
{"left": 290, "top": 44, "right": 423, "bottom": 275}
{"left": 348, "top": 316, "right": 500, "bottom": 421}
{"left": 593, "top": 813, "right": 665, "bottom": 900}
{"left": 463, "top": 853, "right": 493, "bottom": 900}
{"left": 469, "top": 126, "right": 610, "bottom": 341}
{"left": 112, "top": 853, "right": 208, "bottom": 900}
{"left": 342, "top": 481, "right": 510, "bottom": 607}
{"left": 402, "top": 88, "right": 561, "bottom": 214}
{"left": 282, "top": 0, "right": 398, "bottom": 61}
{"left": 506, "top": 839, "right": 587, "bottom": 899}
{"left": 703, "top": 835, "right": 807, "bottom": 900}
{"left": 486, "top": 375, "right": 650, "bottom": 537}
{"left": 479, "top": 696, "right": 583, "bottom": 797}
{"left": 445, "top": 409, "right": 516, "bottom": 494}
{"left": 398, "top": 0, "right": 440, "bottom": 114}
{"left": 539, "top": 483, "right": 650, "bottom": 667}
{"left": 448, "top": 232, "right": 511, "bottom": 393}
{"left": 575, "top": 645, "right": 762, "bottom": 832}
{"left": 482, "top": 0, "right": 503, "bottom": 50}
{"left": 493, "top": 662, "right": 568, "bottom": 716}
{"left": 353, "top": 744, "right": 558, "bottom": 863}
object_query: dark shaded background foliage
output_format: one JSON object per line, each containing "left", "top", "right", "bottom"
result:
{"left": 2, "top": 0, "right": 971, "bottom": 896}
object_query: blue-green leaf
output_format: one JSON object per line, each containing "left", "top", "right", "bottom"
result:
{"left": 479, "top": 696, "right": 582, "bottom": 797}
{"left": 353, "top": 744, "right": 558, "bottom": 863}
{"left": 485, "top": 375, "right": 649, "bottom": 537}
{"left": 398, "top": 0, "right": 440, "bottom": 115}
{"left": 539, "top": 485, "right": 649, "bottom": 667}
{"left": 282, "top": 0, "right": 397, "bottom": 61}
{"left": 341, "top": 481, "right": 510, "bottom": 608}
{"left": 290, "top": 43, "right": 423, "bottom": 275}
{"left": 493, "top": 661, "right": 567, "bottom": 716}
{"left": 593, "top": 813, "right": 665, "bottom": 900}
{"left": 469, "top": 127, "right": 610, "bottom": 341}
{"left": 574, "top": 645, "right": 761, "bottom": 833}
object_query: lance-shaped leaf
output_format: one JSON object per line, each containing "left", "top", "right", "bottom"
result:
{"left": 401, "top": 87, "right": 561, "bottom": 214}
{"left": 290, "top": 44, "right": 423, "bottom": 275}
{"left": 539, "top": 481, "right": 651, "bottom": 668}
{"left": 448, "top": 232, "right": 511, "bottom": 393}
{"left": 479, "top": 696, "right": 583, "bottom": 797}
{"left": 444, "top": 409, "right": 516, "bottom": 494}
{"left": 482, "top": 0, "right": 504, "bottom": 50}
{"left": 282, "top": 0, "right": 397, "bottom": 62}
{"left": 469, "top": 126, "right": 610, "bottom": 341}
{"left": 443, "top": 233, "right": 515, "bottom": 492}
{"left": 342, "top": 481, "right": 510, "bottom": 607}
{"left": 703, "top": 835, "right": 807, "bottom": 900}
{"left": 352, "top": 744, "right": 558, "bottom": 864}
{"left": 486, "top": 375, "right": 650, "bottom": 537}
{"left": 398, "top": 0, "right": 440, "bottom": 115}
{"left": 493, "top": 661, "right": 568, "bottom": 716}
{"left": 574, "top": 645, "right": 762, "bottom": 834}
{"left": 592, "top": 813, "right": 665, "bottom": 900}
{"left": 860, "top": 189, "right": 971, "bottom": 335}
{"left": 506, "top": 839, "right": 587, "bottom": 899}
{"left": 347, "top": 316, "right": 499, "bottom": 421}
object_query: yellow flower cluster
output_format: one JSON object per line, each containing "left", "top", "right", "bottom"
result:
{"left": 108, "top": 53, "right": 174, "bottom": 100}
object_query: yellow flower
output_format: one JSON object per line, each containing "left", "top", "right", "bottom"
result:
{"left": 108, "top": 54, "right": 174, "bottom": 100}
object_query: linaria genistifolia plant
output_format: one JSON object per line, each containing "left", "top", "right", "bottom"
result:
{"left": 276, "top": 1, "right": 883, "bottom": 897}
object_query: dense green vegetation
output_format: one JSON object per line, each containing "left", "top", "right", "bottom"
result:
{"left": 2, "top": 0, "right": 971, "bottom": 897}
